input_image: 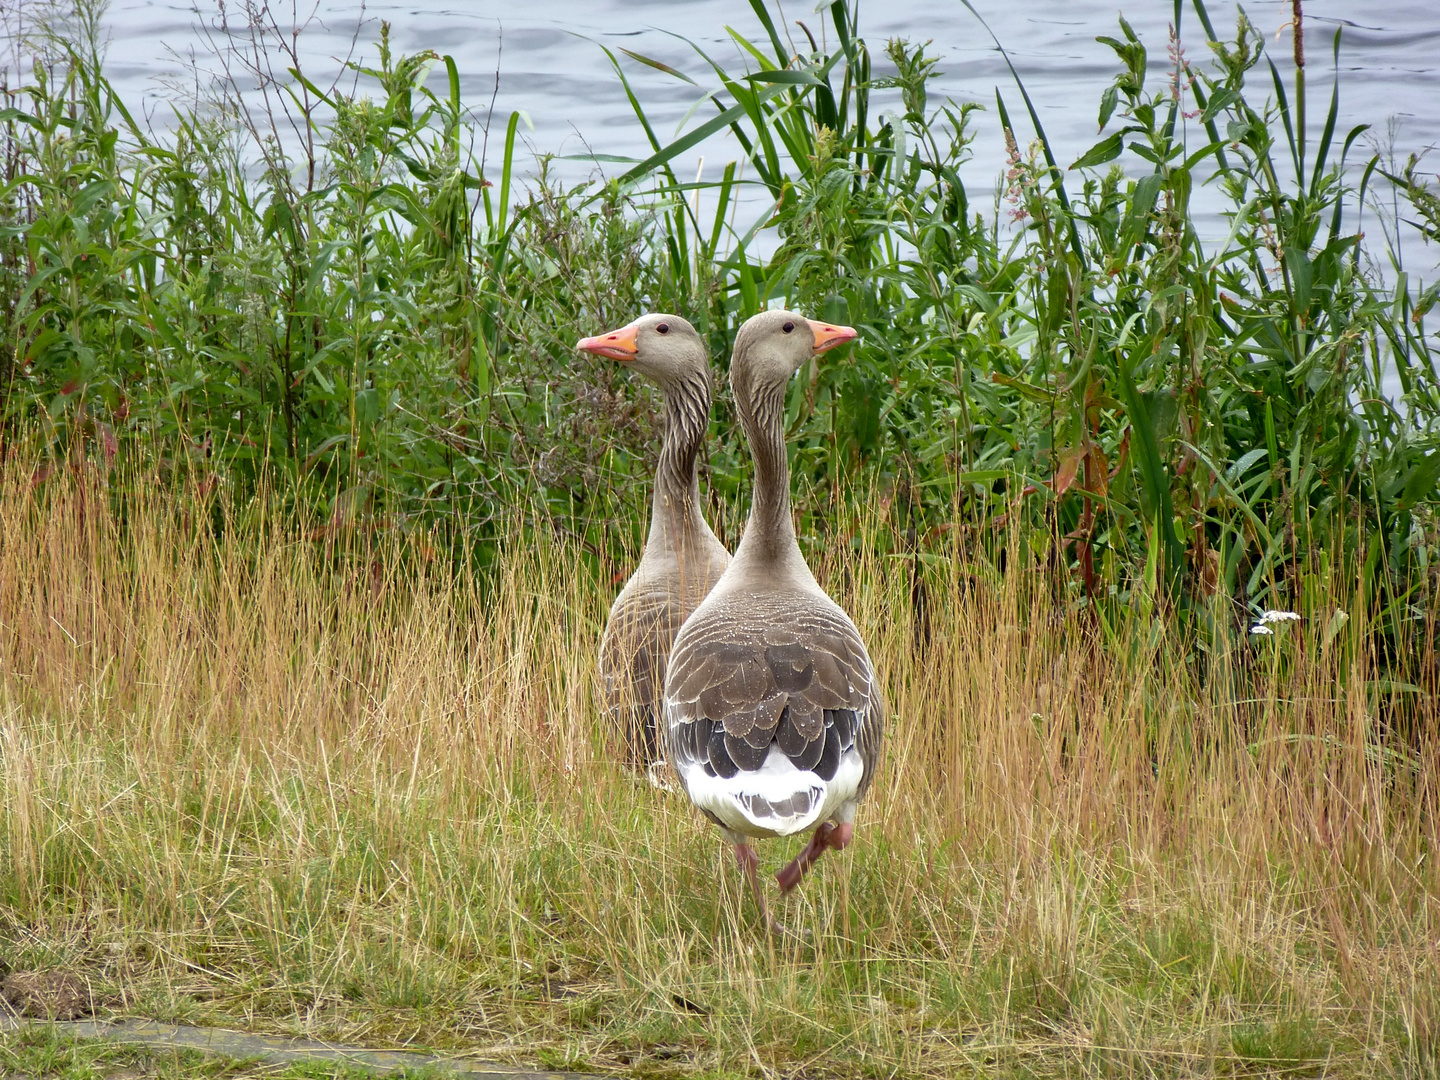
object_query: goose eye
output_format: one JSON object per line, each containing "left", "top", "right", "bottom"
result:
{"left": 782, "top": 321, "right": 795, "bottom": 333}
{"left": 656, "top": 322, "right": 670, "bottom": 334}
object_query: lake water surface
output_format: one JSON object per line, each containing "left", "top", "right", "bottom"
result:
{"left": 93, "top": 1, "right": 1438, "bottom": 251}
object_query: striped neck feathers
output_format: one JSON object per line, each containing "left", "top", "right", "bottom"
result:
{"left": 648, "top": 367, "right": 713, "bottom": 550}
{"left": 734, "top": 378, "right": 796, "bottom": 566}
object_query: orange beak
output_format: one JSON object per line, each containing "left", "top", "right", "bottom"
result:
{"left": 576, "top": 321, "right": 641, "bottom": 362}
{"left": 807, "top": 319, "right": 858, "bottom": 354}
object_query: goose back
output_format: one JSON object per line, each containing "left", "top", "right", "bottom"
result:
{"left": 664, "top": 582, "right": 882, "bottom": 837}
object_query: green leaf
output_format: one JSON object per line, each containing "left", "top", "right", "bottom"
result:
{"left": 1098, "top": 85, "right": 1119, "bottom": 131}
{"left": 1226, "top": 447, "right": 1271, "bottom": 484}
{"left": 617, "top": 82, "right": 792, "bottom": 186}
{"left": 1284, "top": 245, "right": 1313, "bottom": 314}
{"left": 286, "top": 67, "right": 338, "bottom": 109}
{"left": 0, "top": 106, "right": 41, "bottom": 128}
{"left": 1199, "top": 87, "right": 1240, "bottom": 125}
{"left": 1399, "top": 451, "right": 1440, "bottom": 509}
{"left": 747, "top": 70, "right": 825, "bottom": 86}
{"left": 991, "top": 372, "right": 1054, "bottom": 404}
{"left": 619, "top": 48, "right": 699, "bottom": 85}
{"left": 745, "top": 0, "right": 789, "bottom": 66}
{"left": 1119, "top": 172, "right": 1165, "bottom": 250}
{"left": 1071, "top": 131, "right": 1125, "bottom": 169}
{"left": 1117, "top": 351, "right": 1182, "bottom": 595}
{"left": 1139, "top": 388, "right": 1179, "bottom": 445}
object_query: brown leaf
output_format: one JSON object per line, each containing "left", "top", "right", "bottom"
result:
{"left": 96, "top": 421, "right": 118, "bottom": 462}
{"left": 1051, "top": 448, "right": 1085, "bottom": 497}
{"left": 1086, "top": 443, "right": 1109, "bottom": 497}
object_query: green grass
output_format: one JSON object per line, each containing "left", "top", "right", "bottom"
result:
{"left": 2, "top": 749, "right": 1402, "bottom": 1077}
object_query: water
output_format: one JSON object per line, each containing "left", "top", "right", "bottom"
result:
{"left": 91, "top": 1, "right": 1437, "bottom": 245}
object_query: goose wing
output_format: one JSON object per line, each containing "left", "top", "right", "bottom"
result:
{"left": 663, "top": 595, "right": 883, "bottom": 835}
{"left": 599, "top": 583, "right": 686, "bottom": 767}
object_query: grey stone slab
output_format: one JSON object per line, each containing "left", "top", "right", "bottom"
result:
{"left": 0, "top": 1016, "right": 594, "bottom": 1077}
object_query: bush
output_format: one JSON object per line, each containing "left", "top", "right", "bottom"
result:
{"left": 0, "top": 0, "right": 1435, "bottom": 674}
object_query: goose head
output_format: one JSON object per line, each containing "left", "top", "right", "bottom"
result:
{"left": 576, "top": 313, "right": 708, "bottom": 388}
{"left": 729, "top": 309, "right": 857, "bottom": 407}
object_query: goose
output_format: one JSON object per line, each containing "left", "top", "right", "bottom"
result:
{"left": 577, "top": 314, "right": 731, "bottom": 775}
{"left": 662, "top": 310, "right": 883, "bottom": 932}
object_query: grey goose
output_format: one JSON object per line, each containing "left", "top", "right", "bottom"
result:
{"left": 577, "top": 314, "right": 731, "bottom": 775}
{"left": 662, "top": 310, "right": 884, "bottom": 933}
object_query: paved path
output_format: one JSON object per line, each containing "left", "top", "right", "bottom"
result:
{"left": 0, "top": 1016, "right": 594, "bottom": 1077}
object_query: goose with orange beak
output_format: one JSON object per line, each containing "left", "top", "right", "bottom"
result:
{"left": 661, "top": 310, "right": 883, "bottom": 934}
{"left": 577, "top": 314, "right": 730, "bottom": 777}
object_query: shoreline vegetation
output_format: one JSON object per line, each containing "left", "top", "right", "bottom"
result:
{"left": 2, "top": 0, "right": 1438, "bottom": 1076}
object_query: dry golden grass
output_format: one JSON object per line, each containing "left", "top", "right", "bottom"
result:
{"left": 1, "top": 456, "right": 1437, "bottom": 1078}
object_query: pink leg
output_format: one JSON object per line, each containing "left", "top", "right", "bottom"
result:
{"left": 775, "top": 821, "right": 854, "bottom": 893}
{"left": 734, "top": 841, "right": 783, "bottom": 935}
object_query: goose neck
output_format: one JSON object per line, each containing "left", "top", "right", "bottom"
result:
{"left": 647, "top": 371, "right": 711, "bottom": 549}
{"left": 735, "top": 383, "right": 796, "bottom": 565}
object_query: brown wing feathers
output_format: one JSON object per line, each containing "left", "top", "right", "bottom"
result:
{"left": 600, "top": 588, "right": 685, "bottom": 767}
{"left": 668, "top": 598, "right": 876, "bottom": 786}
